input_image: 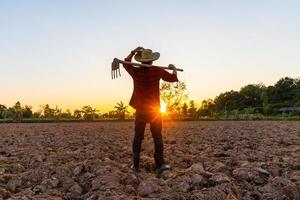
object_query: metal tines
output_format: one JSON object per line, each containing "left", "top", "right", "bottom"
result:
{"left": 111, "top": 58, "right": 121, "bottom": 79}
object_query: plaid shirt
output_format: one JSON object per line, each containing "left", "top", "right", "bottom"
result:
{"left": 123, "top": 58, "right": 178, "bottom": 111}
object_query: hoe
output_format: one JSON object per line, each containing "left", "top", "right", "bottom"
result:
{"left": 111, "top": 58, "right": 184, "bottom": 79}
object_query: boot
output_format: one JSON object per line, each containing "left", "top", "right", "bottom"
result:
{"left": 154, "top": 153, "right": 171, "bottom": 173}
{"left": 130, "top": 153, "right": 140, "bottom": 172}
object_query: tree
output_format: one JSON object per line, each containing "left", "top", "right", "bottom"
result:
{"left": 214, "top": 90, "right": 243, "bottom": 112}
{"left": 81, "top": 105, "right": 98, "bottom": 121}
{"left": 181, "top": 102, "right": 188, "bottom": 117}
{"left": 9, "top": 101, "right": 24, "bottom": 122}
{"left": 33, "top": 111, "right": 42, "bottom": 118}
{"left": 188, "top": 100, "right": 198, "bottom": 119}
{"left": 295, "top": 78, "right": 300, "bottom": 106}
{"left": 42, "top": 104, "right": 55, "bottom": 118}
{"left": 261, "top": 91, "right": 271, "bottom": 114}
{"left": 108, "top": 110, "right": 118, "bottom": 118}
{"left": 160, "top": 81, "right": 188, "bottom": 115}
{"left": 0, "top": 104, "right": 7, "bottom": 119}
{"left": 73, "top": 109, "right": 82, "bottom": 119}
{"left": 101, "top": 112, "right": 109, "bottom": 118}
{"left": 23, "top": 105, "right": 33, "bottom": 118}
{"left": 263, "top": 77, "right": 300, "bottom": 113}
{"left": 60, "top": 109, "right": 72, "bottom": 119}
{"left": 239, "top": 84, "right": 265, "bottom": 108}
{"left": 54, "top": 106, "right": 62, "bottom": 119}
{"left": 198, "top": 98, "right": 215, "bottom": 117}
{"left": 114, "top": 101, "right": 128, "bottom": 120}
{"left": 273, "top": 77, "right": 298, "bottom": 104}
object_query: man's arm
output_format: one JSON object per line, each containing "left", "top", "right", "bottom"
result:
{"left": 123, "top": 47, "right": 144, "bottom": 76}
{"left": 160, "top": 64, "right": 179, "bottom": 82}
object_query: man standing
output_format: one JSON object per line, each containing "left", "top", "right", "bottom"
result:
{"left": 123, "top": 47, "right": 178, "bottom": 173}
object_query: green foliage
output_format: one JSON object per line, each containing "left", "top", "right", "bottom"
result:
{"left": 160, "top": 81, "right": 188, "bottom": 117}
{"left": 23, "top": 105, "right": 33, "bottom": 118}
{"left": 240, "top": 84, "right": 265, "bottom": 108}
{"left": 81, "top": 106, "right": 99, "bottom": 121}
{"left": 181, "top": 103, "right": 188, "bottom": 117}
{"left": 33, "top": 111, "right": 42, "bottom": 118}
{"left": 42, "top": 104, "right": 56, "bottom": 118}
{"left": 1, "top": 76, "right": 300, "bottom": 122}
{"left": 198, "top": 77, "right": 300, "bottom": 118}
{"left": 188, "top": 100, "right": 198, "bottom": 119}
{"left": 59, "top": 109, "right": 72, "bottom": 119}
{"left": 9, "top": 101, "right": 24, "bottom": 122}
{"left": 114, "top": 101, "right": 128, "bottom": 120}
{"left": 198, "top": 98, "right": 215, "bottom": 117}
{"left": 73, "top": 109, "right": 82, "bottom": 119}
{"left": 0, "top": 104, "right": 7, "bottom": 119}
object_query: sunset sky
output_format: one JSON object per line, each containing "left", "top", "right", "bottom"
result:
{"left": 1, "top": 1, "right": 300, "bottom": 112}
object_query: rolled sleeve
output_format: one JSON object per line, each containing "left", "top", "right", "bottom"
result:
{"left": 160, "top": 69, "right": 178, "bottom": 82}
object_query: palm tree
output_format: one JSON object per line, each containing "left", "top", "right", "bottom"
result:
{"left": 81, "top": 105, "right": 98, "bottom": 121}
{"left": 114, "top": 101, "right": 128, "bottom": 120}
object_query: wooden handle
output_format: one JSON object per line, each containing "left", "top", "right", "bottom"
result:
{"left": 117, "top": 59, "right": 184, "bottom": 72}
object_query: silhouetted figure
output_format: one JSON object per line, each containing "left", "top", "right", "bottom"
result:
{"left": 123, "top": 47, "right": 178, "bottom": 173}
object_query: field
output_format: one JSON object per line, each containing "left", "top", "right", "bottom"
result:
{"left": 0, "top": 121, "right": 300, "bottom": 200}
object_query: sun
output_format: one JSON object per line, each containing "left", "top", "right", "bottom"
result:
{"left": 160, "top": 102, "right": 167, "bottom": 113}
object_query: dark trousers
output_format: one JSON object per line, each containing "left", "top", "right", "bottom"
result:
{"left": 132, "top": 109, "right": 163, "bottom": 157}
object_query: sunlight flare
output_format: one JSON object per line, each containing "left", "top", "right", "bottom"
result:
{"left": 160, "top": 102, "right": 167, "bottom": 113}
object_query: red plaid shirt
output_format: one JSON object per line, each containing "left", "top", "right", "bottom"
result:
{"left": 123, "top": 58, "right": 178, "bottom": 111}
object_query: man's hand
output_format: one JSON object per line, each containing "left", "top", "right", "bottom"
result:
{"left": 127, "top": 47, "right": 144, "bottom": 62}
{"left": 131, "top": 47, "right": 144, "bottom": 54}
{"left": 168, "top": 64, "right": 178, "bottom": 75}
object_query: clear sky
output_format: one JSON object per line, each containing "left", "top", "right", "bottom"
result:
{"left": 1, "top": 0, "right": 300, "bottom": 112}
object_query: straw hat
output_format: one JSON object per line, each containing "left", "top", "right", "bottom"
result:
{"left": 134, "top": 49, "right": 160, "bottom": 62}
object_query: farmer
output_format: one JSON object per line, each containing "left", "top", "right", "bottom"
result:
{"left": 123, "top": 47, "right": 178, "bottom": 173}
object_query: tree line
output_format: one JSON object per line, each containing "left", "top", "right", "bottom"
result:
{"left": 1, "top": 76, "right": 299, "bottom": 122}
{"left": 162, "top": 77, "right": 300, "bottom": 119}
{"left": 0, "top": 101, "right": 130, "bottom": 122}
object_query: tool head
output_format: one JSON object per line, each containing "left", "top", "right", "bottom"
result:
{"left": 112, "top": 58, "right": 120, "bottom": 70}
{"left": 111, "top": 58, "right": 121, "bottom": 79}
